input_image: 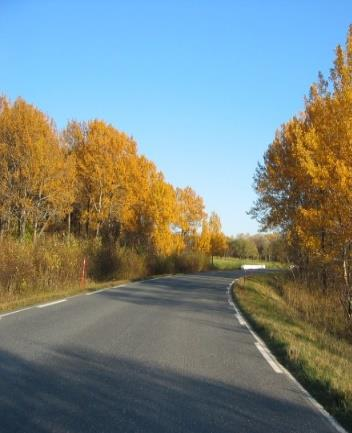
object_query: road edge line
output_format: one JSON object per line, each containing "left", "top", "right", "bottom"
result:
{"left": 0, "top": 306, "right": 34, "bottom": 319}
{"left": 226, "top": 281, "right": 283, "bottom": 374}
{"left": 0, "top": 275, "right": 174, "bottom": 320}
{"left": 37, "top": 299, "right": 67, "bottom": 308}
{"left": 227, "top": 278, "right": 348, "bottom": 433}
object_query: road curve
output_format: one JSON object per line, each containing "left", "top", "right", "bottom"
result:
{"left": 0, "top": 271, "right": 341, "bottom": 433}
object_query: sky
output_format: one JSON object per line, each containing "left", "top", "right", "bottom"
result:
{"left": 1, "top": 0, "right": 352, "bottom": 236}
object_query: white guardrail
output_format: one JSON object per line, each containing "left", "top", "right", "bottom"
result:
{"left": 241, "top": 264, "right": 266, "bottom": 270}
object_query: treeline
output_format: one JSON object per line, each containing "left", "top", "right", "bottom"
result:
{"left": 251, "top": 26, "right": 352, "bottom": 322}
{"left": 0, "top": 96, "right": 228, "bottom": 293}
{"left": 0, "top": 96, "right": 227, "bottom": 254}
{"left": 227, "top": 233, "right": 286, "bottom": 262}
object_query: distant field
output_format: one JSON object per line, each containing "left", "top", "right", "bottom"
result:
{"left": 212, "top": 256, "right": 286, "bottom": 270}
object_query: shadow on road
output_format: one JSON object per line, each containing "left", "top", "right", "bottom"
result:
{"left": 99, "top": 271, "right": 241, "bottom": 316}
{"left": 0, "top": 271, "right": 333, "bottom": 433}
{"left": 0, "top": 346, "right": 321, "bottom": 433}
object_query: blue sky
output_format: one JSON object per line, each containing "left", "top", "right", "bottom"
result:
{"left": 1, "top": 0, "right": 352, "bottom": 235}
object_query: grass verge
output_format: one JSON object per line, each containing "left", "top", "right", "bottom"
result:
{"left": 233, "top": 273, "right": 352, "bottom": 432}
{"left": 0, "top": 278, "right": 129, "bottom": 313}
{"left": 0, "top": 236, "right": 210, "bottom": 314}
{"left": 213, "top": 256, "right": 286, "bottom": 270}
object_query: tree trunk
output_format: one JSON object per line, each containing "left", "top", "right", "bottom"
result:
{"left": 67, "top": 212, "right": 71, "bottom": 239}
{"left": 86, "top": 199, "right": 90, "bottom": 237}
{"left": 321, "top": 228, "right": 327, "bottom": 292}
{"left": 342, "top": 245, "right": 352, "bottom": 319}
{"left": 19, "top": 210, "right": 26, "bottom": 240}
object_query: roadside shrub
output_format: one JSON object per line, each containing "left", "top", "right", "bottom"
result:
{"left": 91, "top": 245, "right": 118, "bottom": 280}
{"left": 33, "top": 237, "right": 85, "bottom": 289}
{"left": 0, "top": 239, "right": 36, "bottom": 294}
{"left": 114, "top": 248, "right": 148, "bottom": 280}
{"left": 0, "top": 236, "right": 210, "bottom": 303}
{"left": 148, "top": 255, "right": 176, "bottom": 275}
{"left": 0, "top": 237, "right": 87, "bottom": 295}
{"left": 173, "top": 252, "right": 210, "bottom": 273}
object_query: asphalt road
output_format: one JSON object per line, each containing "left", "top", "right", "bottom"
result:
{"left": 0, "top": 271, "right": 342, "bottom": 433}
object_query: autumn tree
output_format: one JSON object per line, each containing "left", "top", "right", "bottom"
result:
{"left": 251, "top": 25, "right": 352, "bottom": 319}
{"left": 176, "top": 186, "right": 206, "bottom": 250}
{"left": 0, "top": 98, "right": 75, "bottom": 239}
{"left": 65, "top": 120, "right": 186, "bottom": 256}
{"left": 208, "top": 212, "right": 227, "bottom": 263}
{"left": 123, "top": 156, "right": 180, "bottom": 255}
{"left": 196, "top": 219, "right": 211, "bottom": 254}
{"left": 65, "top": 119, "right": 137, "bottom": 238}
{"left": 0, "top": 94, "right": 221, "bottom": 281}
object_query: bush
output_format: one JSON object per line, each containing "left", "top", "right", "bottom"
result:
{"left": 148, "top": 255, "right": 176, "bottom": 275}
{"left": 0, "top": 239, "right": 36, "bottom": 294}
{"left": 0, "top": 236, "right": 210, "bottom": 305}
{"left": 91, "top": 245, "right": 118, "bottom": 280}
{"left": 0, "top": 237, "right": 86, "bottom": 295}
{"left": 173, "top": 252, "right": 210, "bottom": 273}
{"left": 149, "top": 252, "right": 209, "bottom": 275}
{"left": 91, "top": 245, "right": 148, "bottom": 281}
{"left": 114, "top": 248, "right": 148, "bottom": 280}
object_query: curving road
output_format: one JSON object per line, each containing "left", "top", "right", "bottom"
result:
{"left": 0, "top": 271, "right": 342, "bottom": 433}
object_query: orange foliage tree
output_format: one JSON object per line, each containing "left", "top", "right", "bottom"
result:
{"left": 0, "top": 98, "right": 75, "bottom": 240}
{"left": 251, "top": 25, "right": 352, "bottom": 319}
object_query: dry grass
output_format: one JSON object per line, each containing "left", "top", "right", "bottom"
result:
{"left": 234, "top": 273, "right": 352, "bottom": 432}
{"left": 0, "top": 278, "right": 128, "bottom": 313}
{"left": 0, "top": 237, "right": 143, "bottom": 313}
{"left": 0, "top": 237, "right": 211, "bottom": 314}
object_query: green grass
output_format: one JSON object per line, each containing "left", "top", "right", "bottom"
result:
{"left": 212, "top": 256, "right": 286, "bottom": 270}
{"left": 233, "top": 273, "right": 352, "bottom": 432}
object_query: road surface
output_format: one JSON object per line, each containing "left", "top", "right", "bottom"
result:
{"left": 0, "top": 271, "right": 342, "bottom": 433}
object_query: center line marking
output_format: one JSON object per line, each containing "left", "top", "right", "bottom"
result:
{"left": 37, "top": 299, "right": 67, "bottom": 308}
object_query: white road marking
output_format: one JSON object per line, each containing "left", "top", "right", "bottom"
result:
{"left": 278, "top": 358, "right": 348, "bottom": 433}
{"left": 85, "top": 288, "right": 110, "bottom": 296}
{"left": 235, "top": 312, "right": 247, "bottom": 326}
{"left": 0, "top": 283, "right": 128, "bottom": 320}
{"left": 0, "top": 306, "right": 33, "bottom": 319}
{"left": 37, "top": 299, "right": 66, "bottom": 308}
{"left": 146, "top": 276, "right": 171, "bottom": 281}
{"left": 228, "top": 278, "right": 348, "bottom": 433}
{"left": 228, "top": 280, "right": 282, "bottom": 372}
{"left": 0, "top": 276, "right": 166, "bottom": 319}
{"left": 85, "top": 284, "right": 125, "bottom": 296}
{"left": 255, "top": 341, "right": 283, "bottom": 373}
{"left": 227, "top": 284, "right": 247, "bottom": 326}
